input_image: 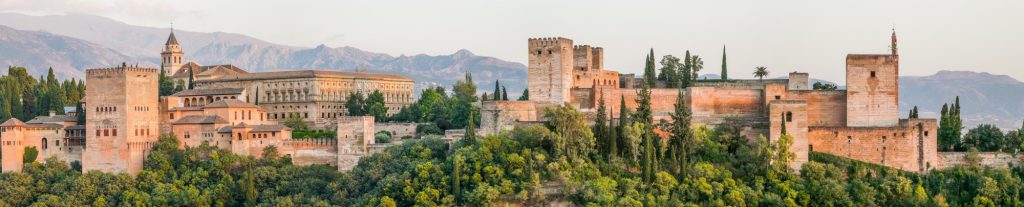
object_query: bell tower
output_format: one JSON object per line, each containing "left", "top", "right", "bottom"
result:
{"left": 161, "top": 28, "right": 184, "bottom": 74}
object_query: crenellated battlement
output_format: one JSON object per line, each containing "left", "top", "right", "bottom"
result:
{"left": 528, "top": 37, "right": 572, "bottom": 48}
{"left": 573, "top": 45, "right": 592, "bottom": 51}
{"left": 86, "top": 64, "right": 159, "bottom": 76}
{"left": 283, "top": 138, "right": 338, "bottom": 147}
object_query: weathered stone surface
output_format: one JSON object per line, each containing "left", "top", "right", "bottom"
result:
{"left": 83, "top": 66, "right": 161, "bottom": 175}
{"left": 846, "top": 55, "right": 899, "bottom": 127}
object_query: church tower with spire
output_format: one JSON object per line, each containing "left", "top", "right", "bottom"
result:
{"left": 161, "top": 29, "right": 184, "bottom": 74}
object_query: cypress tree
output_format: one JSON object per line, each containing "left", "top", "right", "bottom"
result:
{"left": 780, "top": 112, "right": 788, "bottom": 135}
{"left": 464, "top": 109, "right": 476, "bottom": 144}
{"left": 643, "top": 49, "right": 657, "bottom": 86}
{"left": 518, "top": 89, "right": 529, "bottom": 101}
{"left": 681, "top": 50, "right": 692, "bottom": 87}
{"left": 670, "top": 89, "right": 692, "bottom": 174}
{"left": 618, "top": 95, "right": 630, "bottom": 157}
{"left": 721, "top": 45, "right": 728, "bottom": 80}
{"left": 187, "top": 67, "right": 195, "bottom": 90}
{"left": 482, "top": 92, "right": 489, "bottom": 101}
{"left": 638, "top": 50, "right": 656, "bottom": 182}
{"left": 502, "top": 86, "right": 508, "bottom": 101}
{"left": 594, "top": 90, "right": 608, "bottom": 156}
{"left": 493, "top": 80, "right": 501, "bottom": 100}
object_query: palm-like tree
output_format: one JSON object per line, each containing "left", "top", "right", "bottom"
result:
{"left": 690, "top": 55, "right": 704, "bottom": 80}
{"left": 753, "top": 66, "right": 769, "bottom": 82}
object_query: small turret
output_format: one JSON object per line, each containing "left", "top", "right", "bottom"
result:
{"left": 890, "top": 29, "right": 898, "bottom": 55}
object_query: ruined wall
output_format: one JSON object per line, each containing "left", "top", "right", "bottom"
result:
{"left": 480, "top": 101, "right": 538, "bottom": 135}
{"left": 808, "top": 119, "right": 938, "bottom": 172}
{"left": 280, "top": 139, "right": 338, "bottom": 166}
{"left": 846, "top": 55, "right": 899, "bottom": 127}
{"left": 938, "top": 152, "right": 1020, "bottom": 169}
{"left": 377, "top": 123, "right": 418, "bottom": 139}
{"left": 769, "top": 100, "right": 809, "bottom": 170}
{"left": 528, "top": 38, "right": 574, "bottom": 105}
{"left": 787, "top": 90, "right": 847, "bottom": 127}
{"left": 83, "top": 66, "right": 160, "bottom": 175}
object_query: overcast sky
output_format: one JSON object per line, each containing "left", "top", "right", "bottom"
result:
{"left": 2, "top": 0, "right": 1022, "bottom": 83}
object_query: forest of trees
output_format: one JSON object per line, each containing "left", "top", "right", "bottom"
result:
{"left": 0, "top": 66, "right": 86, "bottom": 122}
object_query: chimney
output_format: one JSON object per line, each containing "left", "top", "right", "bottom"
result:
{"left": 49, "top": 110, "right": 56, "bottom": 117}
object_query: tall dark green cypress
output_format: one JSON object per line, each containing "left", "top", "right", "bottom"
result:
{"left": 617, "top": 95, "right": 630, "bottom": 158}
{"left": 518, "top": 89, "right": 529, "bottom": 101}
{"left": 721, "top": 45, "right": 728, "bottom": 80}
{"left": 681, "top": 50, "right": 692, "bottom": 87}
{"left": 493, "top": 80, "right": 501, "bottom": 100}
{"left": 594, "top": 90, "right": 608, "bottom": 157}
{"left": 638, "top": 50, "right": 656, "bottom": 182}
{"left": 502, "top": 87, "right": 508, "bottom": 101}
{"left": 643, "top": 49, "right": 657, "bottom": 85}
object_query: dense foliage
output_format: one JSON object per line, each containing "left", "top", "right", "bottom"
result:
{"left": 0, "top": 66, "right": 86, "bottom": 121}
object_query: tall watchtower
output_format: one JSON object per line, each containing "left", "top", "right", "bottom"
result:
{"left": 161, "top": 31, "right": 184, "bottom": 75}
{"left": 845, "top": 53, "right": 899, "bottom": 127}
{"left": 527, "top": 37, "right": 574, "bottom": 105}
{"left": 82, "top": 64, "right": 160, "bottom": 175}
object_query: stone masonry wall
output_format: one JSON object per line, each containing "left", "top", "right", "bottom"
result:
{"left": 808, "top": 119, "right": 938, "bottom": 172}
{"left": 846, "top": 55, "right": 899, "bottom": 127}
{"left": 938, "top": 152, "right": 1021, "bottom": 169}
{"left": 480, "top": 101, "right": 538, "bottom": 135}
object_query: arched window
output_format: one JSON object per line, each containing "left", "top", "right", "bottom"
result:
{"left": 41, "top": 138, "right": 48, "bottom": 150}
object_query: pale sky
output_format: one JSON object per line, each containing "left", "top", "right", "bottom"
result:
{"left": 2, "top": 0, "right": 1023, "bottom": 83}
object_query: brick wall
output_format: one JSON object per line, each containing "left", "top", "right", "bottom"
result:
{"left": 808, "top": 119, "right": 938, "bottom": 172}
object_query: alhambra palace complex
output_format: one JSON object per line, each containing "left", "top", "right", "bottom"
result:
{"left": 1, "top": 30, "right": 996, "bottom": 175}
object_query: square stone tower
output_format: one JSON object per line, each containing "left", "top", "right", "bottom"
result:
{"left": 845, "top": 54, "right": 899, "bottom": 127}
{"left": 528, "top": 37, "right": 574, "bottom": 105}
{"left": 83, "top": 65, "right": 160, "bottom": 175}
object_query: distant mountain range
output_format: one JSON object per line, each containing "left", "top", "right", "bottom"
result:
{"left": 0, "top": 13, "right": 1020, "bottom": 129}
{"left": 0, "top": 13, "right": 527, "bottom": 93}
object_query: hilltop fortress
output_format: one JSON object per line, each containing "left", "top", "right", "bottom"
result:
{"left": 483, "top": 33, "right": 941, "bottom": 172}
{"left": 1, "top": 32, "right": 415, "bottom": 174}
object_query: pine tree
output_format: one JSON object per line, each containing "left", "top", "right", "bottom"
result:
{"left": 721, "top": 45, "right": 728, "bottom": 80}
{"left": 502, "top": 86, "right": 508, "bottom": 101}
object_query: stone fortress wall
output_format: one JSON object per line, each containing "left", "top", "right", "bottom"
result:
{"left": 483, "top": 34, "right": 943, "bottom": 173}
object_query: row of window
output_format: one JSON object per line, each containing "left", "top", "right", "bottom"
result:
{"left": 96, "top": 106, "right": 117, "bottom": 112}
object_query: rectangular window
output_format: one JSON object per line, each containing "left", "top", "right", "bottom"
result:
{"left": 775, "top": 95, "right": 781, "bottom": 100}
{"left": 103, "top": 129, "right": 108, "bottom": 136}
{"left": 112, "top": 129, "right": 117, "bottom": 136}
{"left": 870, "top": 71, "right": 876, "bottom": 78}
